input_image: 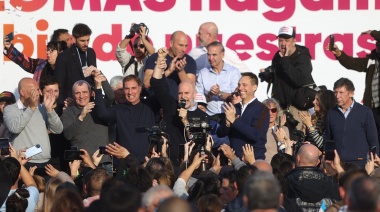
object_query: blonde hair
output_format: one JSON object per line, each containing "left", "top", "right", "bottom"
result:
{"left": 41, "top": 177, "right": 64, "bottom": 212}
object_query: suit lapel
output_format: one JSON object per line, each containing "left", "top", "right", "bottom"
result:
{"left": 70, "top": 46, "right": 85, "bottom": 78}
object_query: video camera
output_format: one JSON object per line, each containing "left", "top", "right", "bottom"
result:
{"left": 258, "top": 66, "right": 275, "bottom": 82}
{"left": 147, "top": 124, "right": 169, "bottom": 157}
{"left": 188, "top": 117, "right": 212, "bottom": 147}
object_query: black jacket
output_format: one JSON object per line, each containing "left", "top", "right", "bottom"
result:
{"left": 285, "top": 166, "right": 340, "bottom": 211}
{"left": 270, "top": 45, "right": 314, "bottom": 109}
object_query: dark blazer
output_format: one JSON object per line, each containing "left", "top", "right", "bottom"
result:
{"left": 54, "top": 44, "right": 97, "bottom": 106}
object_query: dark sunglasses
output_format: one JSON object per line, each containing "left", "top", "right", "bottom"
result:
{"left": 269, "top": 108, "right": 277, "bottom": 113}
{"left": 232, "top": 92, "right": 240, "bottom": 96}
{"left": 133, "top": 44, "right": 145, "bottom": 49}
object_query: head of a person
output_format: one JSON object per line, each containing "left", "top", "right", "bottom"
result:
{"left": 197, "top": 22, "right": 218, "bottom": 47}
{"left": 188, "top": 173, "right": 221, "bottom": 203}
{"left": 50, "top": 188, "right": 84, "bottom": 212}
{"left": 33, "top": 175, "right": 46, "bottom": 193}
{"left": 133, "top": 37, "right": 150, "bottom": 59}
{"left": 197, "top": 194, "right": 224, "bottom": 212}
{"left": 270, "top": 152, "right": 295, "bottom": 172}
{"left": 87, "top": 168, "right": 111, "bottom": 197}
{"left": 262, "top": 98, "right": 281, "bottom": 125}
{"left": 110, "top": 75, "right": 126, "bottom": 104}
{"left": 123, "top": 166, "right": 153, "bottom": 193}
{"left": 46, "top": 41, "right": 68, "bottom": 66}
{"left": 339, "top": 169, "right": 368, "bottom": 202}
{"left": 238, "top": 72, "right": 258, "bottom": 102}
{"left": 227, "top": 87, "right": 242, "bottom": 105}
{"left": 243, "top": 171, "right": 281, "bottom": 211}
{"left": 277, "top": 26, "right": 296, "bottom": 55}
{"left": 169, "top": 31, "right": 188, "bottom": 58}
{"left": 18, "top": 78, "right": 41, "bottom": 102}
{"left": 142, "top": 185, "right": 174, "bottom": 212}
{"left": 6, "top": 188, "right": 29, "bottom": 212}
{"left": 207, "top": 41, "right": 225, "bottom": 69}
{"left": 313, "top": 89, "right": 336, "bottom": 115}
{"left": 72, "top": 80, "right": 92, "bottom": 107}
{"left": 236, "top": 165, "right": 257, "bottom": 195}
{"left": 178, "top": 81, "right": 196, "bottom": 109}
{"left": 156, "top": 197, "right": 192, "bottom": 212}
{"left": 100, "top": 183, "right": 143, "bottom": 212}
{"left": 50, "top": 28, "right": 73, "bottom": 48}
{"left": 296, "top": 144, "right": 320, "bottom": 167}
{"left": 333, "top": 78, "right": 355, "bottom": 109}
{"left": 39, "top": 76, "right": 60, "bottom": 104}
{"left": 220, "top": 170, "right": 238, "bottom": 204}
{"left": 3, "top": 157, "right": 21, "bottom": 186}
{"left": 195, "top": 93, "right": 207, "bottom": 112}
{"left": 0, "top": 91, "right": 16, "bottom": 114}
{"left": 253, "top": 160, "right": 273, "bottom": 173}
{"left": 145, "top": 158, "right": 168, "bottom": 185}
{"left": 43, "top": 177, "right": 65, "bottom": 212}
{"left": 347, "top": 176, "right": 380, "bottom": 212}
{"left": 123, "top": 75, "right": 142, "bottom": 105}
{"left": 72, "top": 23, "right": 92, "bottom": 52}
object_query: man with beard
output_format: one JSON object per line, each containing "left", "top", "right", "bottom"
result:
{"left": 329, "top": 30, "right": 380, "bottom": 145}
{"left": 144, "top": 31, "right": 196, "bottom": 99}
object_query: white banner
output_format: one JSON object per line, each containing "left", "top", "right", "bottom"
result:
{"left": 1, "top": 0, "right": 379, "bottom": 101}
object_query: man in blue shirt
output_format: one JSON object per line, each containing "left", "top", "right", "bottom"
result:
{"left": 196, "top": 41, "right": 241, "bottom": 117}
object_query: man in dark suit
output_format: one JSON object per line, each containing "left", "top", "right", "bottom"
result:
{"left": 54, "top": 23, "right": 97, "bottom": 109}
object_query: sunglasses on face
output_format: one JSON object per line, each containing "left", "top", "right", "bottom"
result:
{"left": 133, "top": 44, "right": 145, "bottom": 49}
{"left": 269, "top": 108, "right": 277, "bottom": 113}
{"left": 232, "top": 92, "right": 240, "bottom": 97}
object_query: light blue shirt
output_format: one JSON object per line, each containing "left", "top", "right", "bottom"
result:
{"left": 0, "top": 186, "right": 39, "bottom": 212}
{"left": 338, "top": 99, "right": 355, "bottom": 118}
{"left": 196, "top": 62, "right": 241, "bottom": 115}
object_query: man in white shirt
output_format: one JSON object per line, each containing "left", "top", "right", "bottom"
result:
{"left": 188, "top": 22, "right": 250, "bottom": 74}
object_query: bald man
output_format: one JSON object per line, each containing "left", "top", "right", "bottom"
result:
{"left": 150, "top": 47, "right": 208, "bottom": 165}
{"left": 3, "top": 77, "right": 63, "bottom": 167}
{"left": 285, "top": 144, "right": 340, "bottom": 210}
{"left": 188, "top": 22, "right": 250, "bottom": 73}
{"left": 144, "top": 31, "right": 196, "bottom": 99}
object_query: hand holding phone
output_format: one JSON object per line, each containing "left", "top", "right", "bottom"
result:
{"left": 371, "top": 146, "right": 377, "bottom": 157}
{"left": 325, "top": 140, "right": 335, "bottom": 161}
{"left": 64, "top": 150, "right": 84, "bottom": 160}
{"left": 99, "top": 146, "right": 110, "bottom": 155}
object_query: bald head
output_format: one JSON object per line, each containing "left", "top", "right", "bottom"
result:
{"left": 170, "top": 31, "right": 188, "bottom": 58}
{"left": 296, "top": 144, "right": 320, "bottom": 167}
{"left": 253, "top": 160, "right": 273, "bottom": 173}
{"left": 18, "top": 78, "right": 38, "bottom": 93}
{"left": 198, "top": 22, "right": 219, "bottom": 47}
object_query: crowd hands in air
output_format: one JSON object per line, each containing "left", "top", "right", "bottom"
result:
{"left": 1, "top": 22, "right": 380, "bottom": 212}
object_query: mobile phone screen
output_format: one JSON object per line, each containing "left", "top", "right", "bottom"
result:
{"left": 64, "top": 150, "right": 84, "bottom": 160}
{"left": 324, "top": 140, "right": 335, "bottom": 161}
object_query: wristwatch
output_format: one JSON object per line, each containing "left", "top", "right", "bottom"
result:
{"left": 218, "top": 92, "right": 223, "bottom": 98}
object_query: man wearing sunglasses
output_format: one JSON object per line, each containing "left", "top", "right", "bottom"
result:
{"left": 116, "top": 23, "right": 155, "bottom": 82}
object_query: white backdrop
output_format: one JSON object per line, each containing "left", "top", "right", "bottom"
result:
{"left": 1, "top": 0, "right": 379, "bottom": 101}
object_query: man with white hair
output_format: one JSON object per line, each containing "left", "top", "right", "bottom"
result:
{"left": 142, "top": 185, "right": 174, "bottom": 212}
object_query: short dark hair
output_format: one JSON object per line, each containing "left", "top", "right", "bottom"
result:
{"left": 123, "top": 75, "right": 142, "bottom": 87}
{"left": 348, "top": 176, "right": 380, "bottom": 211}
{"left": 221, "top": 170, "right": 237, "bottom": 191}
{"left": 241, "top": 72, "right": 259, "bottom": 86}
{"left": 207, "top": 41, "right": 225, "bottom": 52}
{"left": 47, "top": 40, "right": 67, "bottom": 53}
{"left": 6, "top": 188, "right": 29, "bottom": 211}
{"left": 244, "top": 171, "right": 281, "bottom": 210}
{"left": 40, "top": 76, "right": 60, "bottom": 91}
{"left": 333, "top": 77, "right": 355, "bottom": 92}
{"left": 3, "top": 157, "right": 21, "bottom": 185}
{"left": 72, "top": 23, "right": 92, "bottom": 38}
{"left": 50, "top": 29, "right": 69, "bottom": 42}
{"left": 236, "top": 165, "right": 257, "bottom": 194}
{"left": 101, "top": 184, "right": 142, "bottom": 212}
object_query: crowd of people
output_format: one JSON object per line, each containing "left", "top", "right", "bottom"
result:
{"left": 0, "top": 22, "right": 380, "bottom": 212}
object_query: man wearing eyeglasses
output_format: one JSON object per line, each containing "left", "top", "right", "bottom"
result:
{"left": 116, "top": 23, "right": 155, "bottom": 82}
{"left": 196, "top": 41, "right": 241, "bottom": 119}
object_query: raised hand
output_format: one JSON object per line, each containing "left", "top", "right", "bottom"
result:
{"left": 106, "top": 142, "right": 130, "bottom": 159}
{"left": 242, "top": 144, "right": 255, "bottom": 165}
{"left": 45, "top": 164, "right": 59, "bottom": 177}
{"left": 79, "top": 102, "right": 95, "bottom": 121}
{"left": 92, "top": 149, "right": 104, "bottom": 166}
{"left": 43, "top": 91, "right": 55, "bottom": 112}
{"left": 223, "top": 102, "right": 237, "bottom": 124}
{"left": 64, "top": 97, "right": 74, "bottom": 110}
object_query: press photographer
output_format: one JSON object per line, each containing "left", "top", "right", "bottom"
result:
{"left": 150, "top": 47, "right": 208, "bottom": 165}
{"left": 259, "top": 26, "right": 315, "bottom": 131}
{"left": 146, "top": 125, "right": 170, "bottom": 158}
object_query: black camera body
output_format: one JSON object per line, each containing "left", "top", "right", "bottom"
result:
{"left": 258, "top": 66, "right": 275, "bottom": 82}
{"left": 283, "top": 110, "right": 299, "bottom": 128}
{"left": 131, "top": 23, "right": 146, "bottom": 33}
{"left": 147, "top": 125, "right": 169, "bottom": 157}
{"left": 188, "top": 117, "right": 212, "bottom": 147}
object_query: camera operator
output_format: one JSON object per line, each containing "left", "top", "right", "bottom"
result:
{"left": 150, "top": 47, "right": 208, "bottom": 166}
{"left": 259, "top": 26, "right": 315, "bottom": 131}
{"left": 116, "top": 23, "right": 155, "bottom": 82}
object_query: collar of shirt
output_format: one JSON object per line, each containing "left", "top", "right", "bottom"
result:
{"left": 208, "top": 61, "right": 227, "bottom": 74}
{"left": 16, "top": 99, "right": 27, "bottom": 110}
{"left": 338, "top": 99, "right": 355, "bottom": 116}
{"left": 188, "top": 102, "right": 198, "bottom": 112}
{"left": 240, "top": 97, "right": 256, "bottom": 114}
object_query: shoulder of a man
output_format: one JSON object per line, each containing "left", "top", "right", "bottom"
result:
{"left": 145, "top": 53, "right": 158, "bottom": 69}
{"left": 184, "top": 54, "right": 197, "bottom": 74}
